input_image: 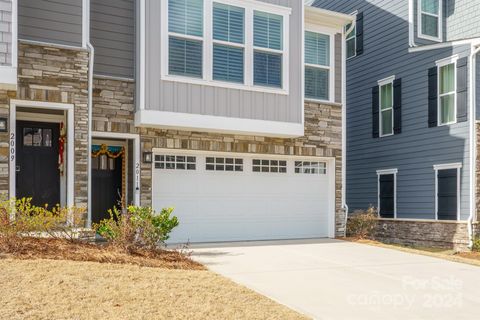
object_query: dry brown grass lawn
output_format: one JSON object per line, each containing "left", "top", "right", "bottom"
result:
{"left": 0, "top": 259, "right": 309, "bottom": 320}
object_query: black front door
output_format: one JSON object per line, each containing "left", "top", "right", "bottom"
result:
{"left": 16, "top": 121, "right": 60, "bottom": 207}
{"left": 92, "top": 153, "right": 123, "bottom": 224}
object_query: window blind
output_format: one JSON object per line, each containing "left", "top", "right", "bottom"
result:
{"left": 305, "top": 67, "right": 329, "bottom": 100}
{"left": 169, "top": 0, "right": 204, "bottom": 37}
{"left": 213, "top": 3, "right": 244, "bottom": 44}
{"left": 254, "top": 51, "right": 282, "bottom": 88}
{"left": 305, "top": 31, "right": 330, "bottom": 66}
{"left": 169, "top": 37, "right": 203, "bottom": 78}
{"left": 253, "top": 11, "right": 283, "bottom": 50}
{"left": 213, "top": 45, "right": 244, "bottom": 83}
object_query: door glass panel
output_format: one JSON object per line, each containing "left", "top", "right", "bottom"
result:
{"left": 43, "top": 129, "right": 52, "bottom": 147}
{"left": 23, "top": 128, "right": 33, "bottom": 146}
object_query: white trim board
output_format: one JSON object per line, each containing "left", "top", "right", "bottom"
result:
{"left": 135, "top": 110, "right": 305, "bottom": 138}
{"left": 9, "top": 100, "right": 75, "bottom": 210}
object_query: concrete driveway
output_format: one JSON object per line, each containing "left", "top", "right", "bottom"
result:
{"left": 191, "top": 239, "right": 480, "bottom": 320}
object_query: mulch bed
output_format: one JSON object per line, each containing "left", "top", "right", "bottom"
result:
{"left": 0, "top": 237, "right": 205, "bottom": 270}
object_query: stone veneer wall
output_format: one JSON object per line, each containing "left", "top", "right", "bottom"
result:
{"left": 92, "top": 78, "right": 346, "bottom": 235}
{"left": 375, "top": 219, "right": 470, "bottom": 251}
{"left": 0, "top": 89, "right": 13, "bottom": 194}
{"left": 15, "top": 42, "right": 90, "bottom": 207}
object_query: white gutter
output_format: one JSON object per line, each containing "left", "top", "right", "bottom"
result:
{"left": 342, "top": 23, "right": 351, "bottom": 236}
{"left": 408, "top": 0, "right": 417, "bottom": 47}
{"left": 468, "top": 44, "right": 480, "bottom": 248}
{"left": 83, "top": 0, "right": 94, "bottom": 228}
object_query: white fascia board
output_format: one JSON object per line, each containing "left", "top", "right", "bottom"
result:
{"left": 305, "top": 6, "right": 354, "bottom": 29}
{"left": 135, "top": 110, "right": 305, "bottom": 138}
{"left": 0, "top": 66, "right": 17, "bottom": 89}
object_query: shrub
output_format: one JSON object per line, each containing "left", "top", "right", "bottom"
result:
{"left": 472, "top": 237, "right": 480, "bottom": 252}
{"left": 0, "top": 197, "right": 86, "bottom": 251}
{"left": 93, "top": 206, "right": 179, "bottom": 251}
{"left": 346, "top": 207, "right": 378, "bottom": 239}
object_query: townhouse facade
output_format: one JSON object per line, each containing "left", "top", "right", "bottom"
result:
{"left": 0, "top": 0, "right": 352, "bottom": 243}
{"left": 314, "top": 0, "right": 480, "bottom": 250}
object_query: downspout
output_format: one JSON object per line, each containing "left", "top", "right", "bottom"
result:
{"left": 342, "top": 23, "right": 354, "bottom": 237}
{"left": 408, "top": 0, "right": 418, "bottom": 47}
{"left": 84, "top": 0, "right": 94, "bottom": 228}
{"left": 468, "top": 44, "right": 480, "bottom": 248}
{"left": 86, "top": 43, "right": 94, "bottom": 228}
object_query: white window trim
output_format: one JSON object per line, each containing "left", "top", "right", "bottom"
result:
{"left": 304, "top": 24, "right": 336, "bottom": 104}
{"left": 377, "top": 169, "right": 398, "bottom": 219}
{"left": 378, "top": 75, "right": 395, "bottom": 137}
{"left": 417, "top": 0, "right": 443, "bottom": 42}
{"left": 160, "top": 0, "right": 291, "bottom": 95}
{"left": 436, "top": 55, "right": 458, "bottom": 126}
{"left": 433, "top": 163, "right": 462, "bottom": 221}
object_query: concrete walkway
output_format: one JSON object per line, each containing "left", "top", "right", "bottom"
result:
{"left": 191, "top": 239, "right": 480, "bottom": 320}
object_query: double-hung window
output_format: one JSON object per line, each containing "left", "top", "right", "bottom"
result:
{"left": 212, "top": 3, "right": 245, "bottom": 83}
{"left": 379, "top": 78, "right": 394, "bottom": 137}
{"left": 253, "top": 11, "right": 284, "bottom": 88}
{"left": 168, "top": 0, "right": 204, "bottom": 78}
{"left": 438, "top": 62, "right": 456, "bottom": 125}
{"left": 418, "top": 0, "right": 441, "bottom": 41}
{"left": 345, "top": 22, "right": 356, "bottom": 59}
{"left": 305, "top": 31, "right": 331, "bottom": 101}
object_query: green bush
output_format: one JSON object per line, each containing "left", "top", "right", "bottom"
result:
{"left": 472, "top": 237, "right": 480, "bottom": 252}
{"left": 93, "top": 206, "right": 179, "bottom": 251}
{"left": 346, "top": 207, "right": 378, "bottom": 239}
{"left": 0, "top": 197, "right": 86, "bottom": 249}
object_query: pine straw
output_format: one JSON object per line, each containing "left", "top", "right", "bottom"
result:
{"left": 0, "top": 237, "right": 204, "bottom": 270}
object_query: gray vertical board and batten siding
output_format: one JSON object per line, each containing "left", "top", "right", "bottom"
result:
{"left": 0, "top": 0, "right": 12, "bottom": 66}
{"left": 90, "top": 0, "right": 135, "bottom": 79}
{"left": 145, "top": 0, "right": 302, "bottom": 123}
{"left": 18, "top": 0, "right": 83, "bottom": 47}
{"left": 314, "top": 0, "right": 472, "bottom": 220}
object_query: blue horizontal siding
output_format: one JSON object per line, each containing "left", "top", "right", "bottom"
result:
{"left": 314, "top": 0, "right": 472, "bottom": 220}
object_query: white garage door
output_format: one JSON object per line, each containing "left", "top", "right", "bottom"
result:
{"left": 152, "top": 151, "right": 334, "bottom": 243}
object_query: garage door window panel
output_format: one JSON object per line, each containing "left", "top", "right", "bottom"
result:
{"left": 253, "top": 159, "right": 287, "bottom": 173}
{"left": 295, "top": 161, "right": 327, "bottom": 174}
{"left": 155, "top": 155, "right": 196, "bottom": 170}
{"left": 206, "top": 157, "right": 243, "bottom": 172}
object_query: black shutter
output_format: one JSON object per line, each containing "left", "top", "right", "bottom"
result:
{"left": 428, "top": 67, "right": 438, "bottom": 128}
{"left": 456, "top": 57, "right": 468, "bottom": 123}
{"left": 372, "top": 85, "right": 379, "bottom": 138}
{"left": 393, "top": 78, "right": 402, "bottom": 134}
{"left": 356, "top": 12, "right": 364, "bottom": 55}
{"left": 379, "top": 174, "right": 395, "bottom": 219}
